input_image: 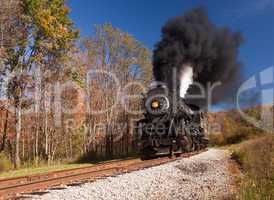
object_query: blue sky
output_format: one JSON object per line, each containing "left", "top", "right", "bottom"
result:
{"left": 67, "top": 0, "right": 274, "bottom": 83}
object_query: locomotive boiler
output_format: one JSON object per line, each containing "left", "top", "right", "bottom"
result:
{"left": 137, "top": 84, "right": 208, "bottom": 159}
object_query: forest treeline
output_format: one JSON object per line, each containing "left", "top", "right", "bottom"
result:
{"left": 0, "top": 0, "right": 153, "bottom": 169}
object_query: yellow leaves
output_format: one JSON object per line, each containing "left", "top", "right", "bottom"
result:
{"left": 37, "top": 10, "right": 69, "bottom": 40}
{"left": 63, "top": 5, "right": 71, "bottom": 14}
{"left": 24, "top": 0, "right": 78, "bottom": 53}
{"left": 122, "top": 33, "right": 135, "bottom": 47}
{"left": 59, "top": 26, "right": 68, "bottom": 34}
{"left": 38, "top": 12, "right": 56, "bottom": 35}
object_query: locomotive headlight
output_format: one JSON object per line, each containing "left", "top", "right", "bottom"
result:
{"left": 151, "top": 100, "right": 160, "bottom": 109}
{"left": 145, "top": 95, "right": 170, "bottom": 115}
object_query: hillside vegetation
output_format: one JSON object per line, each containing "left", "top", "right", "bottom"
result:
{"left": 208, "top": 107, "right": 274, "bottom": 199}
{"left": 232, "top": 135, "right": 274, "bottom": 199}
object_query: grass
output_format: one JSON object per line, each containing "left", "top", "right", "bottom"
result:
{"left": 0, "top": 153, "right": 12, "bottom": 173}
{"left": 0, "top": 163, "right": 93, "bottom": 179}
{"left": 0, "top": 155, "right": 139, "bottom": 179}
{"left": 230, "top": 135, "right": 274, "bottom": 200}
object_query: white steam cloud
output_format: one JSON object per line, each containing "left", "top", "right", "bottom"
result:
{"left": 179, "top": 65, "right": 193, "bottom": 98}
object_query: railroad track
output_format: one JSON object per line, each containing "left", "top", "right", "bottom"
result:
{"left": 0, "top": 151, "right": 204, "bottom": 200}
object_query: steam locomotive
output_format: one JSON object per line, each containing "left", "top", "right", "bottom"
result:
{"left": 137, "top": 84, "right": 208, "bottom": 159}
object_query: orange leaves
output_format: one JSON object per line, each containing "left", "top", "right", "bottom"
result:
{"left": 24, "top": 0, "right": 78, "bottom": 54}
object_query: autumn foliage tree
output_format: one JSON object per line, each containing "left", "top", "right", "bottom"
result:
{"left": 0, "top": 0, "right": 78, "bottom": 168}
{"left": 78, "top": 24, "right": 152, "bottom": 159}
{"left": 0, "top": 2, "right": 152, "bottom": 169}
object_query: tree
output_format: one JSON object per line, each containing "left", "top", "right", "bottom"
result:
{"left": 81, "top": 24, "right": 152, "bottom": 158}
{"left": 1, "top": 0, "right": 78, "bottom": 168}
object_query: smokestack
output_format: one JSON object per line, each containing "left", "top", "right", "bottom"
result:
{"left": 153, "top": 7, "right": 244, "bottom": 107}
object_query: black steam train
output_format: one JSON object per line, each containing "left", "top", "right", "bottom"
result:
{"left": 137, "top": 84, "right": 208, "bottom": 159}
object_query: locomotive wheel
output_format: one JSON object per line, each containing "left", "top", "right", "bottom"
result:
{"left": 192, "top": 138, "right": 198, "bottom": 151}
{"left": 195, "top": 142, "right": 201, "bottom": 151}
{"left": 182, "top": 136, "right": 193, "bottom": 152}
{"left": 140, "top": 154, "right": 150, "bottom": 160}
{"left": 140, "top": 150, "right": 153, "bottom": 160}
{"left": 140, "top": 146, "right": 155, "bottom": 160}
{"left": 168, "top": 145, "right": 174, "bottom": 158}
{"left": 175, "top": 153, "right": 181, "bottom": 157}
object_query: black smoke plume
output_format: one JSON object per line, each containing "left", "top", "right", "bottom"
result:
{"left": 153, "top": 7, "right": 244, "bottom": 107}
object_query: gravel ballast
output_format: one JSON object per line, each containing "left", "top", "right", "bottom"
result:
{"left": 31, "top": 149, "right": 235, "bottom": 200}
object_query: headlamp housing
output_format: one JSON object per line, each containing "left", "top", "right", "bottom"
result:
{"left": 145, "top": 95, "right": 170, "bottom": 115}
